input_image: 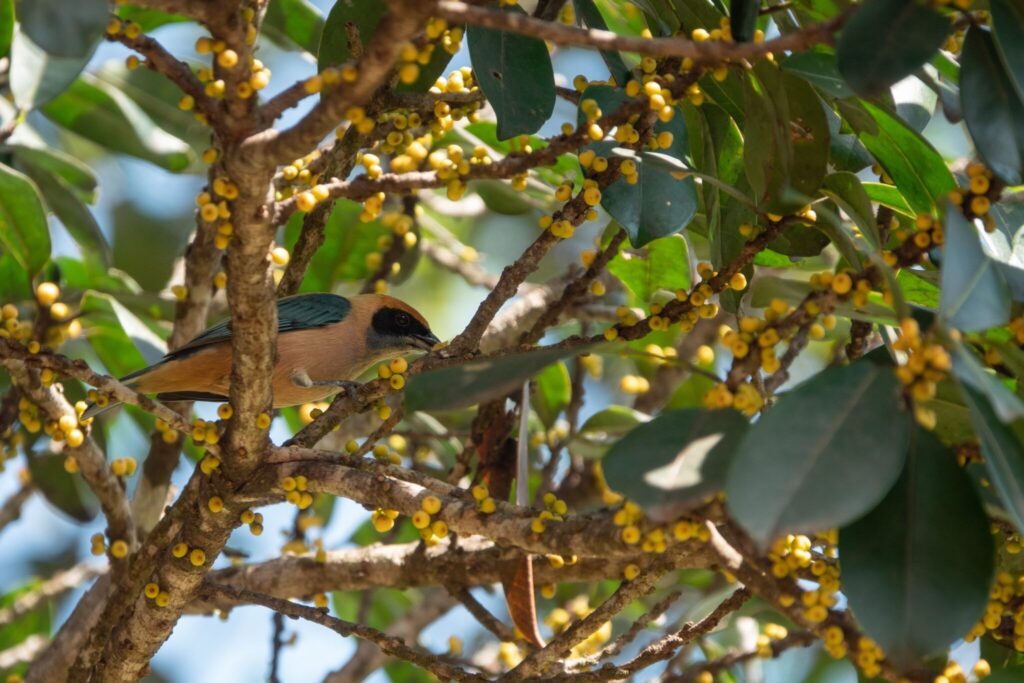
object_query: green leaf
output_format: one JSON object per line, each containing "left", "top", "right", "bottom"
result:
{"left": 729, "top": 0, "right": 758, "bottom": 43}
{"left": 0, "top": 253, "right": 31, "bottom": 301}
{"left": 0, "top": 162, "right": 51, "bottom": 277}
{"left": 81, "top": 290, "right": 167, "bottom": 378}
{"left": 468, "top": 5, "right": 555, "bottom": 139}
{"left": 840, "top": 427, "right": 993, "bottom": 665}
{"left": 863, "top": 181, "right": 913, "bottom": 217}
{"left": 781, "top": 49, "right": 853, "bottom": 99}
{"left": 27, "top": 452, "right": 99, "bottom": 522}
{"left": 939, "top": 203, "right": 1011, "bottom": 332}
{"left": 990, "top": 0, "right": 1024, "bottom": 103}
{"left": 20, "top": 0, "right": 107, "bottom": 59}
{"left": 5, "top": 128, "right": 98, "bottom": 197}
{"left": 982, "top": 668, "right": 1024, "bottom": 683}
{"left": 822, "top": 172, "right": 881, "bottom": 249}
{"left": 42, "top": 74, "right": 193, "bottom": 172}
{"left": 767, "top": 222, "right": 830, "bottom": 258}
{"left": 782, "top": 72, "right": 830, "bottom": 203}
{"left": 960, "top": 25, "right": 1024, "bottom": 185}
{"left": 116, "top": 6, "right": 187, "bottom": 32}
{"left": 726, "top": 361, "right": 911, "bottom": 547}
{"left": 961, "top": 384, "right": 1024, "bottom": 536}
{"left": 405, "top": 345, "right": 592, "bottom": 413}
{"left": 10, "top": 27, "right": 94, "bottom": 110}
{"left": 836, "top": 0, "right": 949, "bottom": 97}
{"left": 607, "top": 234, "right": 689, "bottom": 302}
{"left": 848, "top": 101, "right": 956, "bottom": 215}
{"left": 742, "top": 64, "right": 788, "bottom": 208}
{"left": 534, "top": 362, "right": 571, "bottom": 429}
{"left": 952, "top": 340, "right": 1024, "bottom": 424}
{"left": 317, "top": 0, "right": 387, "bottom": 69}
{"left": 570, "top": 405, "right": 649, "bottom": 460}
{"left": 0, "top": 0, "right": 13, "bottom": 58}
{"left": 18, "top": 159, "right": 110, "bottom": 266}
{"left": 264, "top": 0, "right": 324, "bottom": 55}
{"left": 897, "top": 270, "right": 939, "bottom": 309}
{"left": 572, "top": 0, "right": 631, "bottom": 85}
{"left": 0, "top": 580, "right": 52, "bottom": 652}
{"left": 603, "top": 408, "right": 748, "bottom": 520}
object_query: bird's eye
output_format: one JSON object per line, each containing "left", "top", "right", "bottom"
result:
{"left": 395, "top": 311, "right": 411, "bottom": 327}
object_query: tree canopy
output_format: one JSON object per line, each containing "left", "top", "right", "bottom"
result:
{"left": 2, "top": 0, "right": 1024, "bottom": 682}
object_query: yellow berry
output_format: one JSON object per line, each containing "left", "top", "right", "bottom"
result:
{"left": 422, "top": 495, "right": 442, "bottom": 515}
{"left": 208, "top": 496, "right": 224, "bottom": 513}
{"left": 623, "top": 563, "right": 641, "bottom": 580}
{"left": 412, "top": 511, "right": 431, "bottom": 529}
{"left": 36, "top": 282, "right": 60, "bottom": 307}
{"left": 189, "top": 548, "right": 206, "bottom": 566}
{"left": 144, "top": 582, "right": 160, "bottom": 599}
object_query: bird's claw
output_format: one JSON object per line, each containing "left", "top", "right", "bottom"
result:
{"left": 291, "top": 372, "right": 360, "bottom": 400}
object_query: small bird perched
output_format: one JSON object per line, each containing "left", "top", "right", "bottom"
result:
{"left": 84, "top": 293, "right": 439, "bottom": 418}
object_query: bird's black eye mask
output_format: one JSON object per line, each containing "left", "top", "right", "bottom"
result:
{"left": 371, "top": 306, "right": 432, "bottom": 340}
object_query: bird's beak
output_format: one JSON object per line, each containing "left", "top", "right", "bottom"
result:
{"left": 409, "top": 331, "right": 441, "bottom": 351}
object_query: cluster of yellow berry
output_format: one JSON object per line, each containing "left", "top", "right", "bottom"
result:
{"left": 547, "top": 595, "right": 614, "bottom": 658}
{"left": 884, "top": 212, "right": 946, "bottom": 267}
{"left": 3, "top": 284, "right": 81, "bottom": 349}
{"left": 528, "top": 422, "right": 570, "bottom": 450}
{"left": 470, "top": 482, "right": 498, "bottom": 514}
{"left": 48, "top": 410, "right": 87, "bottom": 450}
{"left": 239, "top": 508, "right": 264, "bottom": 536}
{"left": 281, "top": 475, "right": 314, "bottom": 509}
{"left": 195, "top": 184, "right": 235, "bottom": 250}
{"left": 195, "top": 26, "right": 269, "bottom": 101}
{"left": 143, "top": 581, "right": 172, "bottom": 608}
{"left": 768, "top": 531, "right": 840, "bottom": 625}
{"left": 110, "top": 457, "right": 137, "bottom": 477}
{"left": 892, "top": 318, "right": 951, "bottom": 428}
{"left": 190, "top": 415, "right": 223, "bottom": 445}
{"left": 528, "top": 492, "right": 569, "bottom": 535}
{"left": 371, "top": 507, "right": 400, "bottom": 532}
{"left": 756, "top": 622, "right": 791, "bottom": 657}
{"left": 410, "top": 495, "right": 449, "bottom": 545}
{"left": 199, "top": 453, "right": 221, "bottom": 475}
{"left": 841, "top": 632, "right": 887, "bottom": 677}
{"left": 704, "top": 381, "right": 763, "bottom": 416}
{"left": 950, "top": 162, "right": 1000, "bottom": 232}
{"left": 964, "top": 569, "right": 1024, "bottom": 651}
{"left": 377, "top": 356, "right": 409, "bottom": 391}
{"left": 171, "top": 540, "right": 207, "bottom": 567}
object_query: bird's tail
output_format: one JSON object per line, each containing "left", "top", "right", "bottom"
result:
{"left": 81, "top": 366, "right": 151, "bottom": 420}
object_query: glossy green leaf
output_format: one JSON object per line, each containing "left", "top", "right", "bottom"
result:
{"left": 960, "top": 26, "right": 1024, "bottom": 185}
{"left": 990, "top": 0, "right": 1024, "bottom": 102}
{"left": 27, "top": 452, "right": 99, "bottom": 522}
{"left": 840, "top": 427, "right": 993, "bottom": 665}
{"left": 468, "top": 6, "right": 555, "bottom": 139}
{"left": 405, "top": 345, "right": 592, "bottom": 413}
{"left": 849, "top": 101, "right": 956, "bottom": 215}
{"left": 6, "top": 129, "right": 98, "bottom": 198}
{"left": 81, "top": 290, "right": 167, "bottom": 378}
{"left": 264, "top": 0, "right": 324, "bottom": 55}
{"left": 897, "top": 270, "right": 939, "bottom": 309}
{"left": 607, "top": 234, "right": 690, "bottom": 302}
{"left": 534, "top": 362, "right": 571, "bottom": 429}
{"left": 604, "top": 408, "right": 748, "bottom": 520}
{"left": 10, "top": 27, "right": 94, "bottom": 110}
{"left": 826, "top": 103, "right": 873, "bottom": 172}
{"left": 42, "top": 75, "right": 193, "bottom": 172}
{"left": 837, "top": 0, "right": 949, "bottom": 96}
{"left": 781, "top": 49, "right": 853, "bottom": 99}
{"left": 822, "top": 172, "right": 881, "bottom": 249}
{"left": 570, "top": 405, "right": 649, "bottom": 460}
{"left": 20, "top": 0, "right": 107, "bottom": 59}
{"left": 572, "top": 0, "right": 631, "bottom": 85}
{"left": 727, "top": 361, "right": 911, "bottom": 547}
{"left": 742, "top": 64, "right": 788, "bottom": 208}
{"left": 952, "top": 341, "right": 1024, "bottom": 424}
{"left": 18, "top": 159, "right": 110, "bottom": 266}
{"left": 863, "top": 181, "right": 913, "bottom": 216}
{"left": 939, "top": 204, "right": 1011, "bottom": 332}
{"left": 317, "top": 0, "right": 387, "bottom": 69}
{"left": 0, "top": 162, "right": 51, "bottom": 277}
{"left": 729, "top": 0, "right": 758, "bottom": 43}
{"left": 767, "top": 222, "right": 830, "bottom": 258}
{"left": 960, "top": 384, "right": 1024, "bottom": 535}
{"left": 0, "top": 253, "right": 31, "bottom": 301}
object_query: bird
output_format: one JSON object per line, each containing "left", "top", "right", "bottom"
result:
{"left": 83, "top": 293, "right": 439, "bottom": 418}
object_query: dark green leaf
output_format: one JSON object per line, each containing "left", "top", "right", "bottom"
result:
{"left": 849, "top": 101, "right": 956, "bottom": 215}
{"left": 729, "top": 0, "right": 758, "bottom": 43}
{"left": 990, "top": 0, "right": 1024, "bottom": 102}
{"left": 840, "top": 427, "right": 993, "bottom": 665}
{"left": 6, "top": 128, "right": 98, "bottom": 197}
{"left": 116, "top": 6, "right": 187, "bottom": 32}
{"left": 924, "top": 379, "right": 975, "bottom": 445}
{"left": 961, "top": 26, "right": 1024, "bottom": 184}
{"left": 405, "top": 345, "right": 593, "bottom": 413}
{"left": 20, "top": 0, "right": 107, "bottom": 59}
{"left": 27, "top": 452, "right": 99, "bottom": 522}
{"left": 18, "top": 159, "right": 110, "bottom": 265}
{"left": 81, "top": 290, "right": 167, "bottom": 377}
{"left": 742, "top": 64, "right": 789, "bottom": 208}
{"left": 604, "top": 408, "right": 748, "bottom": 520}
{"left": 767, "top": 222, "right": 830, "bottom": 258}
{"left": 0, "top": 253, "right": 31, "bottom": 301}
{"left": 837, "top": 0, "right": 949, "bottom": 96}
{"left": 317, "top": 0, "right": 387, "bottom": 69}
{"left": 783, "top": 72, "right": 830, "bottom": 203}
{"left": 0, "top": 162, "right": 51, "bottom": 277}
{"left": 569, "top": 405, "right": 648, "bottom": 460}
{"left": 42, "top": 75, "right": 193, "bottom": 172}
{"left": 607, "top": 234, "right": 690, "bottom": 302}
{"left": 726, "top": 362, "right": 911, "bottom": 547}
{"left": 982, "top": 668, "right": 1024, "bottom": 683}
{"left": 782, "top": 49, "right": 853, "bottom": 98}
{"left": 952, "top": 340, "right": 1024, "bottom": 424}
{"left": 534, "top": 362, "right": 571, "bottom": 428}
{"left": 939, "top": 203, "right": 1011, "bottom": 331}
{"left": 896, "top": 269, "right": 938, "bottom": 309}
{"left": 572, "top": 0, "right": 631, "bottom": 85}
{"left": 822, "top": 172, "right": 881, "bottom": 248}
{"left": 10, "top": 27, "right": 94, "bottom": 110}
{"left": 468, "top": 6, "right": 555, "bottom": 139}
{"left": 264, "top": 0, "right": 324, "bottom": 55}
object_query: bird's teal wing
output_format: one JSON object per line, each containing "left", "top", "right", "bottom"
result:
{"left": 166, "top": 293, "right": 352, "bottom": 359}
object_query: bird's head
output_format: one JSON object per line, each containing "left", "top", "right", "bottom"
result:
{"left": 360, "top": 295, "right": 440, "bottom": 353}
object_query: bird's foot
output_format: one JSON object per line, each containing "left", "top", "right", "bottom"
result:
{"left": 291, "top": 372, "right": 360, "bottom": 400}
